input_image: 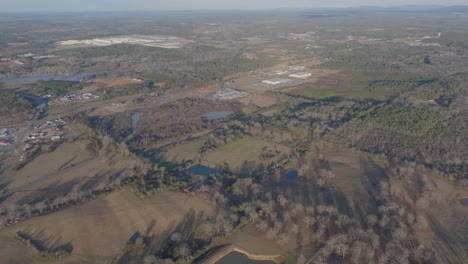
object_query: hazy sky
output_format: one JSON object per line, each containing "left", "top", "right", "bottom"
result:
{"left": 1, "top": 0, "right": 467, "bottom": 12}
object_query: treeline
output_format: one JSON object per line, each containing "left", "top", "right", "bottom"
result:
{"left": 15, "top": 231, "right": 72, "bottom": 258}
{"left": 28, "top": 80, "right": 84, "bottom": 97}
{"left": 0, "top": 91, "right": 33, "bottom": 114}
{"left": 95, "top": 81, "right": 162, "bottom": 99}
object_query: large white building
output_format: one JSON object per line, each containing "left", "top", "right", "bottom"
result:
{"left": 262, "top": 78, "right": 293, "bottom": 85}
{"left": 289, "top": 72, "right": 311, "bottom": 79}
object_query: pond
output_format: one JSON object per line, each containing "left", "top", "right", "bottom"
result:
{"left": 199, "top": 112, "right": 233, "bottom": 120}
{"left": 216, "top": 251, "right": 275, "bottom": 264}
{"left": 2, "top": 71, "right": 111, "bottom": 84}
{"left": 185, "top": 165, "right": 220, "bottom": 175}
{"left": 131, "top": 114, "right": 142, "bottom": 132}
{"left": 459, "top": 198, "right": 468, "bottom": 206}
{"left": 284, "top": 170, "right": 298, "bottom": 180}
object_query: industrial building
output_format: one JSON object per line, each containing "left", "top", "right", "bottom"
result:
{"left": 202, "top": 88, "right": 250, "bottom": 101}
{"left": 289, "top": 72, "right": 312, "bottom": 79}
{"left": 262, "top": 78, "right": 293, "bottom": 85}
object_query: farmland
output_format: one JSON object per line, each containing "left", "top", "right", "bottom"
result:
{"left": 1, "top": 7, "right": 467, "bottom": 264}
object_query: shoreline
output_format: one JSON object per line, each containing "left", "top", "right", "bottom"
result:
{"left": 199, "top": 244, "right": 284, "bottom": 264}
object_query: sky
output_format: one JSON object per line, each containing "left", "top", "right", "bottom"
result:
{"left": 0, "top": 0, "right": 467, "bottom": 12}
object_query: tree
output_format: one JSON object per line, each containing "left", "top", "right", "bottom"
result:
{"left": 277, "top": 233, "right": 290, "bottom": 245}
{"left": 297, "top": 254, "right": 306, "bottom": 264}
{"left": 335, "top": 243, "right": 349, "bottom": 259}
{"left": 174, "top": 243, "right": 191, "bottom": 261}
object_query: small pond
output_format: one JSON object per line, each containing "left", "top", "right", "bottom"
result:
{"left": 459, "top": 198, "right": 468, "bottom": 206}
{"left": 2, "top": 71, "right": 111, "bottom": 84}
{"left": 131, "top": 114, "right": 142, "bottom": 131}
{"left": 284, "top": 170, "right": 298, "bottom": 180}
{"left": 216, "top": 251, "right": 275, "bottom": 264}
{"left": 185, "top": 165, "right": 220, "bottom": 175}
{"left": 199, "top": 112, "right": 233, "bottom": 120}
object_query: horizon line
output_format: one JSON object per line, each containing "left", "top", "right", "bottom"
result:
{"left": 1, "top": 5, "right": 468, "bottom": 14}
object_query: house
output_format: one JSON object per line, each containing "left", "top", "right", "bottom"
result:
{"left": 183, "top": 180, "right": 202, "bottom": 194}
{"left": 51, "top": 135, "right": 64, "bottom": 141}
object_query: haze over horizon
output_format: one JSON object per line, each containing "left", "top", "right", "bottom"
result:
{"left": 1, "top": 0, "right": 468, "bottom": 12}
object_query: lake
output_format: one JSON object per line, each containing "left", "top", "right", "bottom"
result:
{"left": 199, "top": 112, "right": 233, "bottom": 120}
{"left": 185, "top": 164, "right": 220, "bottom": 175}
{"left": 2, "top": 71, "right": 111, "bottom": 84}
{"left": 216, "top": 251, "right": 275, "bottom": 264}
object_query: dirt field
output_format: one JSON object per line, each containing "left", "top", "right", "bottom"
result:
{"left": 0, "top": 190, "right": 215, "bottom": 263}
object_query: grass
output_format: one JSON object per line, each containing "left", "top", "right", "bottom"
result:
{"left": 203, "top": 136, "right": 289, "bottom": 169}
{"left": 162, "top": 137, "right": 207, "bottom": 163}
{"left": 293, "top": 70, "right": 429, "bottom": 100}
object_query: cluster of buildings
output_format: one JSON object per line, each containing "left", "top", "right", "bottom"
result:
{"left": 28, "top": 119, "right": 66, "bottom": 142}
{"left": 259, "top": 69, "right": 311, "bottom": 89}
{"left": 49, "top": 93, "right": 99, "bottom": 105}
{"left": 0, "top": 129, "right": 16, "bottom": 138}
{"left": 0, "top": 140, "right": 11, "bottom": 146}
{"left": 262, "top": 78, "right": 294, "bottom": 86}
{"left": 0, "top": 129, "right": 17, "bottom": 147}
{"left": 201, "top": 88, "right": 250, "bottom": 101}
{"left": 58, "top": 35, "right": 190, "bottom": 49}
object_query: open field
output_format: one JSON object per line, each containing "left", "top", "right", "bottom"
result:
{"left": 203, "top": 136, "right": 290, "bottom": 169}
{"left": 0, "top": 190, "right": 215, "bottom": 263}
{"left": 92, "top": 78, "right": 142, "bottom": 87}
{"left": 236, "top": 94, "right": 285, "bottom": 108}
{"left": 161, "top": 137, "right": 207, "bottom": 164}
{"left": 290, "top": 70, "right": 429, "bottom": 100}
{"left": 0, "top": 140, "right": 137, "bottom": 205}
{"left": 1, "top": 141, "right": 92, "bottom": 191}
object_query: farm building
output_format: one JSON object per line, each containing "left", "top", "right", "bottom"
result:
{"left": 262, "top": 78, "right": 293, "bottom": 85}
{"left": 289, "top": 72, "right": 311, "bottom": 79}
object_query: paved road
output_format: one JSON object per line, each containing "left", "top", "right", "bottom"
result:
{"left": 0, "top": 156, "right": 96, "bottom": 199}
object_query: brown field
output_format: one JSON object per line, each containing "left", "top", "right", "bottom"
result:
{"left": 1, "top": 140, "right": 137, "bottom": 205}
{"left": 236, "top": 94, "right": 284, "bottom": 108}
{"left": 0, "top": 61, "right": 21, "bottom": 66}
{"left": 92, "top": 78, "right": 142, "bottom": 87}
{"left": 0, "top": 190, "right": 215, "bottom": 263}
{"left": 43, "top": 58, "right": 62, "bottom": 64}
{"left": 1, "top": 141, "right": 92, "bottom": 191}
